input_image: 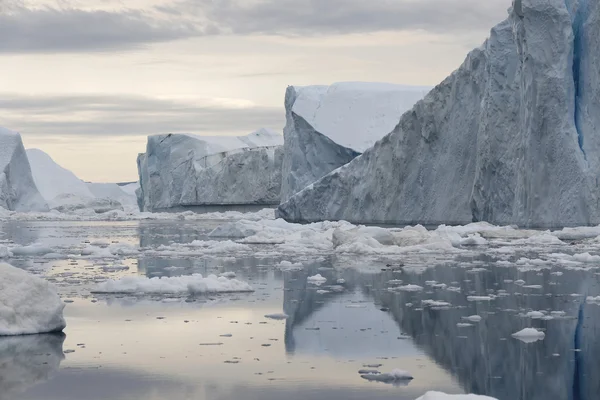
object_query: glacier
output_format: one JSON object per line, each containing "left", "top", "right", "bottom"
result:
{"left": 278, "top": 0, "right": 600, "bottom": 228}
{"left": 137, "top": 128, "right": 283, "bottom": 212}
{"left": 0, "top": 128, "right": 48, "bottom": 212}
{"left": 26, "top": 148, "right": 129, "bottom": 213}
{"left": 280, "top": 82, "right": 430, "bottom": 202}
{"left": 0, "top": 263, "right": 66, "bottom": 336}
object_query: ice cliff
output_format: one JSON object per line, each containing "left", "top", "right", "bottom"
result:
{"left": 137, "top": 128, "right": 283, "bottom": 212}
{"left": 0, "top": 128, "right": 48, "bottom": 212}
{"left": 280, "top": 83, "right": 430, "bottom": 202}
{"left": 278, "top": 0, "right": 600, "bottom": 228}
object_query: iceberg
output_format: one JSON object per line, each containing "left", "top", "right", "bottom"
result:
{"left": 137, "top": 128, "right": 283, "bottom": 211}
{"left": 278, "top": 0, "right": 600, "bottom": 228}
{"left": 280, "top": 82, "right": 430, "bottom": 202}
{"left": 26, "top": 148, "right": 126, "bottom": 213}
{"left": 0, "top": 263, "right": 66, "bottom": 336}
{"left": 0, "top": 128, "right": 48, "bottom": 212}
{"left": 87, "top": 182, "right": 139, "bottom": 212}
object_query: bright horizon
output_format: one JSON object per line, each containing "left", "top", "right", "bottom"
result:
{"left": 1, "top": 0, "right": 511, "bottom": 182}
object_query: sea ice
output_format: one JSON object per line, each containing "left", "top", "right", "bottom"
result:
{"left": 0, "top": 263, "right": 66, "bottom": 335}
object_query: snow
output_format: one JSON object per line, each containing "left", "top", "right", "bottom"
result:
{"left": 137, "top": 128, "right": 283, "bottom": 211}
{"left": 280, "top": 83, "right": 429, "bottom": 202}
{"left": 26, "top": 148, "right": 131, "bottom": 213}
{"left": 93, "top": 273, "right": 254, "bottom": 295}
{"left": 0, "top": 263, "right": 66, "bottom": 335}
{"left": 511, "top": 328, "right": 545, "bottom": 343}
{"left": 277, "top": 2, "right": 600, "bottom": 227}
{"left": 415, "top": 393, "right": 498, "bottom": 400}
{"left": 0, "top": 128, "right": 48, "bottom": 212}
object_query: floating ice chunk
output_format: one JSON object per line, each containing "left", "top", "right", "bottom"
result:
{"left": 307, "top": 274, "right": 327, "bottom": 285}
{"left": 467, "top": 296, "right": 494, "bottom": 302}
{"left": 586, "top": 296, "right": 600, "bottom": 304}
{"left": 219, "top": 271, "right": 236, "bottom": 278}
{"left": 525, "top": 311, "right": 545, "bottom": 319}
{"left": 459, "top": 234, "right": 488, "bottom": 246}
{"left": 360, "top": 368, "right": 413, "bottom": 384}
{"left": 422, "top": 300, "right": 452, "bottom": 308}
{"left": 511, "top": 328, "right": 545, "bottom": 343}
{"left": 463, "top": 315, "right": 482, "bottom": 322}
{"left": 415, "top": 392, "right": 499, "bottom": 400}
{"left": 278, "top": 260, "right": 303, "bottom": 270}
{"left": 10, "top": 245, "right": 53, "bottom": 256}
{"left": 457, "top": 323, "right": 473, "bottom": 328}
{"left": 0, "top": 263, "right": 66, "bottom": 335}
{"left": 397, "top": 284, "right": 424, "bottom": 292}
{"left": 0, "top": 246, "right": 12, "bottom": 258}
{"left": 264, "top": 313, "right": 289, "bottom": 320}
{"left": 93, "top": 274, "right": 254, "bottom": 295}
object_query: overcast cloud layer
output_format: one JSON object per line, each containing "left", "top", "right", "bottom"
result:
{"left": 0, "top": 0, "right": 510, "bottom": 52}
{"left": 0, "top": 94, "right": 284, "bottom": 136}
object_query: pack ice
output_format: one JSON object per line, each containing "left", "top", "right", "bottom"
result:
{"left": 137, "top": 128, "right": 283, "bottom": 211}
{"left": 0, "top": 263, "right": 66, "bottom": 336}
{"left": 278, "top": 0, "right": 600, "bottom": 228}
{"left": 280, "top": 83, "right": 430, "bottom": 202}
{"left": 0, "top": 127, "right": 48, "bottom": 212}
{"left": 26, "top": 148, "right": 132, "bottom": 213}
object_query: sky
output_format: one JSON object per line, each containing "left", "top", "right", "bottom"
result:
{"left": 0, "top": 0, "right": 511, "bottom": 182}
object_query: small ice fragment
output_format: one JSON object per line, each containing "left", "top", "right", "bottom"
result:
{"left": 511, "top": 328, "right": 545, "bottom": 343}
{"left": 264, "top": 313, "right": 288, "bottom": 320}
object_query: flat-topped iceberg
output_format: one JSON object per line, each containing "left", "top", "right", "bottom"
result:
{"left": 0, "top": 128, "right": 48, "bottom": 212}
{"left": 137, "top": 128, "right": 283, "bottom": 211}
{"left": 0, "top": 263, "right": 66, "bottom": 336}
{"left": 280, "top": 82, "right": 430, "bottom": 202}
{"left": 278, "top": 0, "right": 600, "bottom": 228}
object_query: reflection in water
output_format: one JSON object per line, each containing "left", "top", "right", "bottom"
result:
{"left": 283, "top": 258, "right": 600, "bottom": 400}
{"left": 0, "top": 334, "right": 65, "bottom": 400}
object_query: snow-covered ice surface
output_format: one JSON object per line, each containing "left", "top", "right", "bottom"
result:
{"left": 278, "top": 0, "right": 600, "bottom": 227}
{"left": 3, "top": 212, "right": 600, "bottom": 399}
{"left": 137, "top": 128, "right": 284, "bottom": 211}
{"left": 0, "top": 128, "right": 48, "bottom": 212}
{"left": 26, "top": 148, "right": 137, "bottom": 213}
{"left": 0, "top": 263, "right": 65, "bottom": 335}
{"left": 280, "top": 83, "right": 430, "bottom": 202}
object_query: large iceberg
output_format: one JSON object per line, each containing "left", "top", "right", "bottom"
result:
{"left": 0, "top": 263, "right": 66, "bottom": 336}
{"left": 0, "top": 128, "right": 48, "bottom": 212}
{"left": 26, "top": 148, "right": 126, "bottom": 213}
{"left": 278, "top": 0, "right": 600, "bottom": 228}
{"left": 137, "top": 128, "right": 283, "bottom": 212}
{"left": 280, "top": 83, "right": 430, "bottom": 202}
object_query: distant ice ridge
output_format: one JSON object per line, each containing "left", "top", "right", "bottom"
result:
{"left": 415, "top": 393, "right": 498, "bottom": 400}
{"left": 0, "top": 127, "right": 48, "bottom": 212}
{"left": 0, "top": 263, "right": 66, "bottom": 335}
{"left": 278, "top": 0, "right": 600, "bottom": 227}
{"left": 26, "top": 148, "right": 138, "bottom": 213}
{"left": 137, "top": 128, "right": 284, "bottom": 211}
{"left": 280, "top": 83, "right": 430, "bottom": 202}
{"left": 94, "top": 273, "right": 254, "bottom": 295}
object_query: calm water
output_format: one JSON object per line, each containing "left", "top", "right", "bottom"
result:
{"left": 1, "top": 219, "right": 599, "bottom": 400}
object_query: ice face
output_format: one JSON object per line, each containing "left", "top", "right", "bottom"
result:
{"left": 0, "top": 128, "right": 48, "bottom": 212}
{"left": 278, "top": 0, "right": 600, "bottom": 228}
{"left": 280, "top": 83, "right": 430, "bottom": 202}
{"left": 137, "top": 129, "right": 284, "bottom": 211}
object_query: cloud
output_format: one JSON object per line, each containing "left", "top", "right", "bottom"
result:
{"left": 0, "top": 4, "right": 204, "bottom": 53}
{"left": 0, "top": 93, "right": 285, "bottom": 136}
{"left": 0, "top": 0, "right": 511, "bottom": 53}
{"left": 161, "top": 0, "right": 511, "bottom": 36}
